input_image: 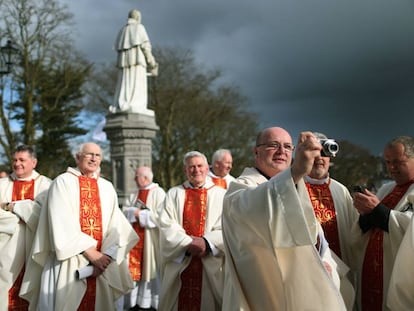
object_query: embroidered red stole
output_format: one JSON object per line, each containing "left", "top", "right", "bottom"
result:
{"left": 178, "top": 187, "right": 208, "bottom": 311}
{"left": 8, "top": 179, "right": 35, "bottom": 311}
{"left": 306, "top": 182, "right": 341, "bottom": 258}
{"left": 361, "top": 181, "right": 414, "bottom": 311}
{"left": 77, "top": 176, "right": 103, "bottom": 311}
{"left": 128, "top": 189, "right": 149, "bottom": 281}
{"left": 211, "top": 177, "right": 227, "bottom": 189}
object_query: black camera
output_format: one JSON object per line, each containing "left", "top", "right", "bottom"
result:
{"left": 319, "top": 139, "right": 339, "bottom": 157}
{"left": 352, "top": 185, "right": 367, "bottom": 193}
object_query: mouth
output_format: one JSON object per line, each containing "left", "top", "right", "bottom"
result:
{"left": 273, "top": 157, "right": 286, "bottom": 163}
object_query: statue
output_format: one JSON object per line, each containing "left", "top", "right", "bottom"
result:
{"left": 110, "top": 9, "right": 158, "bottom": 115}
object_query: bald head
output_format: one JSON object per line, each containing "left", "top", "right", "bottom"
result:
{"left": 254, "top": 127, "right": 294, "bottom": 177}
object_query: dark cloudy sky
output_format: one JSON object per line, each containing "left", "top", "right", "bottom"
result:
{"left": 61, "top": 0, "right": 414, "bottom": 155}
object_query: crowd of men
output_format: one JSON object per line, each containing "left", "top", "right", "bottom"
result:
{"left": 1, "top": 128, "right": 414, "bottom": 311}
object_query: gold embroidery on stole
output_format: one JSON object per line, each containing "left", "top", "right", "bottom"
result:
{"left": 129, "top": 189, "right": 149, "bottom": 281}
{"left": 78, "top": 176, "right": 103, "bottom": 311}
{"left": 8, "top": 179, "right": 35, "bottom": 310}
{"left": 178, "top": 187, "right": 207, "bottom": 311}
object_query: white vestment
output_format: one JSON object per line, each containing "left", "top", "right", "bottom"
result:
{"left": 120, "top": 182, "right": 166, "bottom": 309}
{"left": 305, "top": 176, "right": 359, "bottom": 310}
{"left": 20, "top": 167, "right": 139, "bottom": 311}
{"left": 350, "top": 181, "right": 414, "bottom": 311}
{"left": 0, "top": 171, "right": 51, "bottom": 311}
{"left": 112, "top": 17, "right": 156, "bottom": 115}
{"left": 387, "top": 201, "right": 414, "bottom": 310}
{"left": 158, "top": 179, "right": 226, "bottom": 311}
{"left": 222, "top": 167, "right": 346, "bottom": 311}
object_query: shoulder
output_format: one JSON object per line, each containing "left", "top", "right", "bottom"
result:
{"left": 329, "top": 178, "right": 349, "bottom": 191}
{"left": 166, "top": 184, "right": 184, "bottom": 196}
{"left": 97, "top": 176, "right": 116, "bottom": 189}
{"left": 37, "top": 174, "right": 52, "bottom": 184}
{"left": 236, "top": 167, "right": 266, "bottom": 186}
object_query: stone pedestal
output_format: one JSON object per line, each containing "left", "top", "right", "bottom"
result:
{"left": 104, "top": 112, "right": 158, "bottom": 202}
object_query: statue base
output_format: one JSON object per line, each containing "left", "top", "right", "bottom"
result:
{"left": 104, "top": 112, "right": 158, "bottom": 202}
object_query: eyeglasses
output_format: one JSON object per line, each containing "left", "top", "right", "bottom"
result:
{"left": 256, "top": 141, "right": 295, "bottom": 152}
{"left": 82, "top": 152, "right": 102, "bottom": 159}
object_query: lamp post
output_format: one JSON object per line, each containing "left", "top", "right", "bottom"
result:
{"left": 0, "top": 39, "right": 19, "bottom": 75}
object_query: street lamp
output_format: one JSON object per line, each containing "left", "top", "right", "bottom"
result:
{"left": 0, "top": 40, "right": 19, "bottom": 75}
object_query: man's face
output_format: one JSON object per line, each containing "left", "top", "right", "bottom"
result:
{"left": 213, "top": 153, "right": 233, "bottom": 177}
{"left": 135, "top": 169, "right": 150, "bottom": 188}
{"left": 309, "top": 155, "right": 331, "bottom": 179}
{"left": 384, "top": 143, "right": 414, "bottom": 185}
{"left": 76, "top": 143, "right": 102, "bottom": 177}
{"left": 185, "top": 156, "right": 209, "bottom": 187}
{"left": 254, "top": 128, "right": 294, "bottom": 177}
{"left": 13, "top": 151, "right": 37, "bottom": 179}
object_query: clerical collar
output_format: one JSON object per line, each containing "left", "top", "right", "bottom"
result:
{"left": 67, "top": 167, "right": 99, "bottom": 179}
{"left": 255, "top": 167, "right": 271, "bottom": 180}
{"left": 304, "top": 175, "right": 330, "bottom": 185}
{"left": 139, "top": 182, "right": 158, "bottom": 190}
{"left": 189, "top": 183, "right": 205, "bottom": 189}
{"left": 10, "top": 171, "right": 39, "bottom": 181}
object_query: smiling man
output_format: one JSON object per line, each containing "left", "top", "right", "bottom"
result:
{"left": 20, "top": 142, "right": 138, "bottom": 311}
{"left": 0, "top": 145, "right": 51, "bottom": 311}
{"left": 158, "top": 151, "right": 226, "bottom": 311}
{"left": 222, "top": 127, "right": 346, "bottom": 310}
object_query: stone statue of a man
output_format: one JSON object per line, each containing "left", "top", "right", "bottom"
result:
{"left": 110, "top": 9, "right": 158, "bottom": 115}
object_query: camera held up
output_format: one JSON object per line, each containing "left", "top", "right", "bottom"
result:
{"left": 319, "top": 139, "right": 339, "bottom": 157}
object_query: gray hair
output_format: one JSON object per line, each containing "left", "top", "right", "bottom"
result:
{"left": 14, "top": 145, "right": 37, "bottom": 159}
{"left": 136, "top": 166, "right": 153, "bottom": 182}
{"left": 183, "top": 151, "right": 208, "bottom": 166}
{"left": 211, "top": 149, "right": 232, "bottom": 163}
{"left": 387, "top": 136, "right": 414, "bottom": 158}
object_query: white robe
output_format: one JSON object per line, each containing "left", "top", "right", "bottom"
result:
{"left": 112, "top": 18, "right": 156, "bottom": 114}
{"left": 0, "top": 171, "right": 51, "bottom": 311}
{"left": 222, "top": 167, "right": 346, "bottom": 311}
{"left": 121, "top": 183, "right": 166, "bottom": 309}
{"left": 350, "top": 181, "right": 414, "bottom": 311}
{"left": 20, "top": 167, "right": 139, "bottom": 311}
{"left": 305, "top": 176, "right": 359, "bottom": 310}
{"left": 158, "top": 179, "right": 226, "bottom": 311}
{"left": 387, "top": 199, "right": 414, "bottom": 310}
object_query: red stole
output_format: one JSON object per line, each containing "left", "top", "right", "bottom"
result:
{"left": 128, "top": 189, "right": 149, "bottom": 281}
{"left": 211, "top": 177, "right": 227, "bottom": 189}
{"left": 8, "top": 179, "right": 35, "bottom": 311}
{"left": 77, "top": 176, "right": 103, "bottom": 311}
{"left": 361, "top": 181, "right": 414, "bottom": 311}
{"left": 178, "top": 186, "right": 208, "bottom": 311}
{"left": 306, "top": 182, "right": 342, "bottom": 258}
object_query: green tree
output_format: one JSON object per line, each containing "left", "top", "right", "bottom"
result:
{"left": 0, "top": 0, "right": 92, "bottom": 177}
{"left": 34, "top": 56, "right": 92, "bottom": 177}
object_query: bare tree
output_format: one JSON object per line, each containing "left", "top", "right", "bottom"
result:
{"left": 150, "top": 47, "right": 258, "bottom": 188}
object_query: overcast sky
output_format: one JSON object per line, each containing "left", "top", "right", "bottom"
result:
{"left": 61, "top": 0, "right": 414, "bottom": 155}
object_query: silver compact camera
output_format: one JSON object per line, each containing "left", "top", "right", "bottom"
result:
{"left": 319, "top": 139, "right": 339, "bottom": 157}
